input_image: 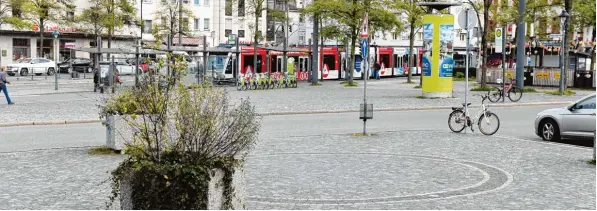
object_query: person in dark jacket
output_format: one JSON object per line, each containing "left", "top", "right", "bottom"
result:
{"left": 374, "top": 62, "right": 381, "bottom": 80}
{"left": 0, "top": 68, "right": 14, "bottom": 105}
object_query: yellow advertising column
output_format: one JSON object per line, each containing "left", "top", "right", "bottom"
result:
{"left": 422, "top": 15, "right": 455, "bottom": 98}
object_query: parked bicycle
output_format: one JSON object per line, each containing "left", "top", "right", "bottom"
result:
{"left": 448, "top": 94, "right": 501, "bottom": 135}
{"left": 487, "top": 78, "right": 523, "bottom": 102}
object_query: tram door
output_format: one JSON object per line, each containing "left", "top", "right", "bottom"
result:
{"left": 299, "top": 57, "right": 309, "bottom": 80}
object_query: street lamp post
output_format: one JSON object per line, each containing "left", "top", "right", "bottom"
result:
{"left": 559, "top": 10, "right": 569, "bottom": 95}
{"left": 52, "top": 30, "right": 60, "bottom": 90}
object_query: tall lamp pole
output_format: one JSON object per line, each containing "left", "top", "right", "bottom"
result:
{"left": 52, "top": 30, "right": 60, "bottom": 90}
{"left": 559, "top": 10, "right": 569, "bottom": 95}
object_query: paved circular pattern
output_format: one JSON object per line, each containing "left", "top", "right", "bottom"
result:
{"left": 247, "top": 153, "right": 512, "bottom": 204}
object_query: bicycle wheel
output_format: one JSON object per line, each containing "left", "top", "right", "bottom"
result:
{"left": 507, "top": 87, "right": 523, "bottom": 102}
{"left": 487, "top": 87, "right": 502, "bottom": 102}
{"left": 478, "top": 112, "right": 500, "bottom": 135}
{"left": 448, "top": 110, "right": 466, "bottom": 133}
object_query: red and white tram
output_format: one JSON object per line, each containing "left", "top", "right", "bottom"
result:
{"left": 213, "top": 45, "right": 422, "bottom": 82}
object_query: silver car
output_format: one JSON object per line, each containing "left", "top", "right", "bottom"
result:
{"left": 535, "top": 93, "right": 596, "bottom": 141}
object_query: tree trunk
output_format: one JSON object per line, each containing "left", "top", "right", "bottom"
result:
{"left": 40, "top": 19, "right": 44, "bottom": 58}
{"left": 564, "top": 0, "right": 571, "bottom": 88}
{"left": 480, "top": 1, "right": 490, "bottom": 88}
{"left": 591, "top": 26, "right": 596, "bottom": 71}
{"left": 349, "top": 32, "right": 356, "bottom": 85}
{"left": 407, "top": 22, "right": 415, "bottom": 83}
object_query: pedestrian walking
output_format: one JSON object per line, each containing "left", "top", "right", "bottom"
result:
{"left": 0, "top": 67, "right": 14, "bottom": 105}
{"left": 374, "top": 62, "right": 381, "bottom": 80}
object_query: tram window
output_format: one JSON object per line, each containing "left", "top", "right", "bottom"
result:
{"left": 301, "top": 58, "right": 308, "bottom": 72}
{"left": 323, "top": 55, "right": 336, "bottom": 70}
{"left": 393, "top": 55, "right": 399, "bottom": 67}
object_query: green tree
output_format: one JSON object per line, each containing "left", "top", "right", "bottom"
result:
{"left": 0, "top": 0, "right": 31, "bottom": 29}
{"left": 21, "top": 0, "right": 74, "bottom": 58}
{"left": 242, "top": 0, "right": 286, "bottom": 75}
{"left": 570, "top": 0, "right": 595, "bottom": 70}
{"left": 465, "top": 0, "right": 492, "bottom": 88}
{"left": 0, "top": 0, "right": 31, "bottom": 67}
{"left": 302, "top": 0, "right": 400, "bottom": 85}
{"left": 151, "top": 0, "right": 193, "bottom": 45}
{"left": 394, "top": 0, "right": 424, "bottom": 84}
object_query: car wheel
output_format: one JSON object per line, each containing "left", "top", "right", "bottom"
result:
{"left": 47, "top": 68, "right": 55, "bottom": 76}
{"left": 540, "top": 119, "right": 561, "bottom": 142}
{"left": 20, "top": 68, "right": 28, "bottom": 76}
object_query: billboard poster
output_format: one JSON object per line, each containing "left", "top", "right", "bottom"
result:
{"left": 422, "top": 23, "right": 433, "bottom": 76}
{"left": 439, "top": 24, "right": 454, "bottom": 77}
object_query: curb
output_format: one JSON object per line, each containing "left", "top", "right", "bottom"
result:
{"left": 0, "top": 119, "right": 103, "bottom": 127}
{"left": 0, "top": 101, "right": 571, "bottom": 127}
{"left": 11, "top": 90, "right": 95, "bottom": 97}
{"left": 259, "top": 101, "right": 572, "bottom": 116}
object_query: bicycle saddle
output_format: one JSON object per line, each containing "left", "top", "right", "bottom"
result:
{"left": 463, "top": 103, "right": 471, "bottom": 106}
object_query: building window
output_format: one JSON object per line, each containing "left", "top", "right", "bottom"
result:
{"left": 460, "top": 33, "right": 466, "bottom": 41}
{"left": 194, "top": 0, "right": 199, "bottom": 5}
{"left": 238, "top": 30, "right": 245, "bottom": 38}
{"left": 392, "top": 33, "right": 398, "bottom": 40}
{"left": 12, "top": 38, "right": 30, "bottom": 61}
{"left": 142, "top": 0, "right": 152, "bottom": 3}
{"left": 194, "top": 18, "right": 200, "bottom": 30}
{"left": 144, "top": 20, "right": 152, "bottom": 33}
{"left": 12, "top": 7, "right": 21, "bottom": 18}
{"left": 299, "top": 35, "right": 305, "bottom": 43}
{"left": 416, "top": 32, "right": 422, "bottom": 40}
{"left": 238, "top": 19, "right": 245, "bottom": 29}
{"left": 225, "top": 18, "right": 232, "bottom": 30}
{"left": 238, "top": 0, "right": 245, "bottom": 17}
{"left": 67, "top": 11, "right": 75, "bottom": 21}
{"left": 299, "top": 15, "right": 304, "bottom": 23}
{"left": 225, "top": 29, "right": 232, "bottom": 37}
{"left": 204, "top": 0, "right": 210, "bottom": 6}
{"left": 225, "top": 0, "right": 232, "bottom": 16}
{"left": 203, "top": 18, "right": 210, "bottom": 31}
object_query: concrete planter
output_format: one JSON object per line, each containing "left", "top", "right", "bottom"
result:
{"left": 119, "top": 166, "right": 246, "bottom": 210}
{"left": 105, "top": 114, "right": 132, "bottom": 152}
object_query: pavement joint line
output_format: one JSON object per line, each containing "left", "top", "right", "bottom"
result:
{"left": 0, "top": 101, "right": 572, "bottom": 128}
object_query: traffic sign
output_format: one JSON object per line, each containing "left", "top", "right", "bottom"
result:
{"left": 361, "top": 39, "right": 368, "bottom": 57}
{"left": 360, "top": 12, "right": 369, "bottom": 38}
{"left": 495, "top": 28, "right": 503, "bottom": 53}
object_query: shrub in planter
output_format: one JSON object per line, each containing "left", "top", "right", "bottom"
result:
{"left": 101, "top": 45, "right": 260, "bottom": 209}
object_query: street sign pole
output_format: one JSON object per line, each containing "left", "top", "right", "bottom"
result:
{"left": 52, "top": 30, "right": 60, "bottom": 91}
{"left": 502, "top": 26, "right": 506, "bottom": 103}
{"left": 464, "top": 9, "right": 469, "bottom": 118}
{"left": 360, "top": 12, "right": 371, "bottom": 135}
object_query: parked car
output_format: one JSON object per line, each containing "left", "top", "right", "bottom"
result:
{"left": 126, "top": 58, "right": 150, "bottom": 72}
{"left": 99, "top": 61, "right": 139, "bottom": 76}
{"left": 58, "top": 58, "right": 93, "bottom": 73}
{"left": 5, "top": 58, "right": 57, "bottom": 76}
{"left": 535, "top": 93, "right": 596, "bottom": 142}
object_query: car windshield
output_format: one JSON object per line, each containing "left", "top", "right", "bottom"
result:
{"left": 18, "top": 59, "right": 32, "bottom": 63}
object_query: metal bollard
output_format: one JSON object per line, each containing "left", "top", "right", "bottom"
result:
{"left": 593, "top": 131, "right": 596, "bottom": 161}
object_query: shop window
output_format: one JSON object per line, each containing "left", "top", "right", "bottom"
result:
{"left": 12, "top": 38, "right": 30, "bottom": 61}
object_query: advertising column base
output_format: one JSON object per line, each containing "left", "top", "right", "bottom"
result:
{"left": 422, "top": 92, "right": 452, "bottom": 98}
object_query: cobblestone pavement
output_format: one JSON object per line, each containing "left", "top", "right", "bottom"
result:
{"left": 0, "top": 131, "right": 594, "bottom": 209}
{"left": 0, "top": 77, "right": 593, "bottom": 125}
